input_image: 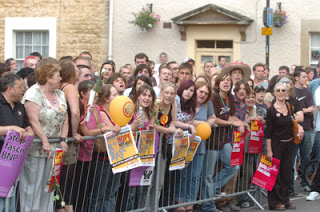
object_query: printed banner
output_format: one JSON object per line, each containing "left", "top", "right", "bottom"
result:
{"left": 251, "top": 154, "right": 280, "bottom": 191}
{"left": 105, "top": 126, "right": 142, "bottom": 174}
{"left": 138, "top": 130, "right": 155, "bottom": 166}
{"left": 129, "top": 132, "right": 160, "bottom": 186}
{"left": 185, "top": 136, "right": 201, "bottom": 167}
{"left": 45, "top": 149, "right": 64, "bottom": 193}
{"left": 169, "top": 131, "right": 189, "bottom": 171}
{"left": 249, "top": 120, "right": 264, "bottom": 153}
{"left": 230, "top": 130, "right": 248, "bottom": 166}
{"left": 0, "top": 130, "right": 33, "bottom": 197}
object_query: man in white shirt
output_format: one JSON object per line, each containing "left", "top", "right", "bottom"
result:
{"left": 153, "top": 65, "right": 172, "bottom": 97}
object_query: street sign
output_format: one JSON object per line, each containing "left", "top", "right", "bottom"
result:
{"left": 263, "top": 7, "right": 273, "bottom": 27}
{"left": 262, "top": 27, "right": 272, "bottom": 35}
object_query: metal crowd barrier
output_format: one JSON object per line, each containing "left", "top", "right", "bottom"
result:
{"left": 8, "top": 126, "right": 264, "bottom": 212}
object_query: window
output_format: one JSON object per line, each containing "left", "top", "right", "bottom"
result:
{"left": 5, "top": 17, "right": 56, "bottom": 70}
{"left": 311, "top": 33, "right": 320, "bottom": 65}
{"left": 15, "top": 31, "right": 49, "bottom": 70}
{"left": 197, "top": 40, "right": 233, "bottom": 49}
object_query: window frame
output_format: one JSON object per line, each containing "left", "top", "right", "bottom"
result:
{"left": 5, "top": 17, "right": 56, "bottom": 60}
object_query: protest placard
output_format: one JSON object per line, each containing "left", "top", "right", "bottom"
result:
{"left": 185, "top": 136, "right": 201, "bottom": 167}
{"left": 45, "top": 148, "right": 63, "bottom": 193}
{"left": 251, "top": 154, "right": 280, "bottom": 191}
{"left": 105, "top": 126, "right": 141, "bottom": 174}
{"left": 169, "top": 131, "right": 189, "bottom": 171}
{"left": 230, "top": 130, "right": 247, "bottom": 166}
{"left": 249, "top": 120, "right": 264, "bottom": 153}
{"left": 0, "top": 130, "right": 33, "bottom": 197}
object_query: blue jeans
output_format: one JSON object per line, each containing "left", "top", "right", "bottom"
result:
{"left": 290, "top": 130, "right": 312, "bottom": 191}
{"left": 313, "top": 131, "right": 320, "bottom": 161}
{"left": 89, "top": 159, "right": 120, "bottom": 212}
{"left": 0, "top": 196, "right": 15, "bottom": 212}
{"left": 200, "top": 143, "right": 240, "bottom": 212}
{"left": 175, "top": 154, "right": 204, "bottom": 202}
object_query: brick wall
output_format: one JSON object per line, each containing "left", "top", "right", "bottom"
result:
{"left": 0, "top": 0, "right": 109, "bottom": 69}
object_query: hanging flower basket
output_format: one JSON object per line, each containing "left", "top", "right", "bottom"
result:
{"left": 273, "top": 10, "right": 288, "bottom": 27}
{"left": 129, "top": 7, "right": 161, "bottom": 31}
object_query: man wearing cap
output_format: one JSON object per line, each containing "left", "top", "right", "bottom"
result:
{"left": 254, "top": 85, "right": 268, "bottom": 118}
{"left": 221, "top": 62, "right": 251, "bottom": 94}
{"left": 252, "top": 63, "right": 268, "bottom": 90}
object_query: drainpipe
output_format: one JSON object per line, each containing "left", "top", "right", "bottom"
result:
{"left": 107, "top": 0, "right": 113, "bottom": 60}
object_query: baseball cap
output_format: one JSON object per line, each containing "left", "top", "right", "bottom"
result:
{"left": 254, "top": 85, "right": 265, "bottom": 92}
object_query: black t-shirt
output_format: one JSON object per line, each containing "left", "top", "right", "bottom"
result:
{"left": 294, "top": 87, "right": 314, "bottom": 130}
{"left": 255, "top": 102, "right": 268, "bottom": 119}
{"left": 0, "top": 93, "right": 30, "bottom": 149}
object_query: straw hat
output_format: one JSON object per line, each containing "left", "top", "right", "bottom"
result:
{"left": 221, "top": 62, "right": 251, "bottom": 81}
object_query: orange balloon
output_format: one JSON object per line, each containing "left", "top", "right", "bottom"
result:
{"left": 195, "top": 122, "right": 212, "bottom": 140}
{"left": 109, "top": 96, "right": 135, "bottom": 127}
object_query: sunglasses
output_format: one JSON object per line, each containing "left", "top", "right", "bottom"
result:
{"left": 276, "top": 89, "right": 286, "bottom": 93}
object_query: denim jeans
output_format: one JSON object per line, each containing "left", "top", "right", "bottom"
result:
{"left": 200, "top": 143, "right": 240, "bottom": 212}
{"left": 289, "top": 130, "right": 312, "bottom": 192}
{"left": 175, "top": 154, "right": 204, "bottom": 203}
{"left": 313, "top": 131, "right": 320, "bottom": 161}
{"left": 0, "top": 196, "right": 15, "bottom": 212}
{"left": 89, "top": 159, "right": 120, "bottom": 212}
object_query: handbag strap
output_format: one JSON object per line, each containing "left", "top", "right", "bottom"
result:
{"left": 285, "top": 102, "right": 294, "bottom": 119}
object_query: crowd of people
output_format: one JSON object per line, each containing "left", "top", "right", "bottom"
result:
{"left": 0, "top": 51, "right": 320, "bottom": 212}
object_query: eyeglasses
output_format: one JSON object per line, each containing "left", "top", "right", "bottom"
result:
{"left": 276, "top": 89, "right": 286, "bottom": 93}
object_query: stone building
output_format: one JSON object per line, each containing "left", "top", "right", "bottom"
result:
{"left": 1, "top": 0, "right": 320, "bottom": 76}
{"left": 1, "top": 0, "right": 110, "bottom": 70}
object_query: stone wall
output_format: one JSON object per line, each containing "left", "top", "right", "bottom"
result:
{"left": 0, "top": 0, "right": 109, "bottom": 68}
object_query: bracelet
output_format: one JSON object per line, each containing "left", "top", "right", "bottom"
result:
{"left": 230, "top": 122, "right": 233, "bottom": 128}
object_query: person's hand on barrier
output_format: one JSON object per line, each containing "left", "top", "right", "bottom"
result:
{"left": 60, "top": 141, "right": 69, "bottom": 153}
{"left": 42, "top": 141, "right": 52, "bottom": 159}
{"left": 167, "top": 126, "right": 176, "bottom": 134}
{"left": 14, "top": 126, "right": 28, "bottom": 141}
{"left": 267, "top": 150, "right": 273, "bottom": 161}
{"left": 175, "top": 128, "right": 184, "bottom": 137}
{"left": 110, "top": 125, "right": 121, "bottom": 134}
{"left": 73, "top": 133, "right": 83, "bottom": 143}
{"left": 257, "top": 116, "right": 264, "bottom": 122}
{"left": 189, "top": 125, "right": 196, "bottom": 141}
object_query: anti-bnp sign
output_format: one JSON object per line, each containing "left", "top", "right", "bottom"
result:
{"left": 0, "top": 130, "right": 33, "bottom": 197}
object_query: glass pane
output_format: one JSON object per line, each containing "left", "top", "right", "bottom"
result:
{"left": 16, "top": 46, "right": 24, "bottom": 58}
{"left": 197, "top": 40, "right": 215, "bottom": 48}
{"left": 33, "top": 46, "right": 42, "bottom": 53}
{"left": 17, "top": 60, "right": 24, "bottom": 72}
{"left": 25, "top": 32, "right": 32, "bottom": 44}
{"left": 33, "top": 32, "right": 41, "bottom": 45}
{"left": 311, "top": 34, "right": 320, "bottom": 47}
{"left": 42, "top": 46, "right": 49, "bottom": 57}
{"left": 311, "top": 49, "right": 320, "bottom": 64}
{"left": 25, "top": 46, "right": 32, "bottom": 57}
{"left": 42, "top": 31, "right": 49, "bottom": 45}
{"left": 16, "top": 32, "right": 24, "bottom": 45}
{"left": 216, "top": 40, "right": 233, "bottom": 48}
{"left": 201, "top": 56, "right": 213, "bottom": 63}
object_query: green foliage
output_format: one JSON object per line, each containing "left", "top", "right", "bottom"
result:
{"left": 129, "top": 7, "right": 161, "bottom": 29}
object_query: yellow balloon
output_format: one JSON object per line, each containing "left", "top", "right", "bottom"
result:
{"left": 109, "top": 96, "right": 135, "bottom": 127}
{"left": 195, "top": 122, "right": 212, "bottom": 140}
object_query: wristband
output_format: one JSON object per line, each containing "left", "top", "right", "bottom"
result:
{"left": 230, "top": 122, "right": 233, "bottom": 128}
{"left": 60, "top": 137, "right": 68, "bottom": 143}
